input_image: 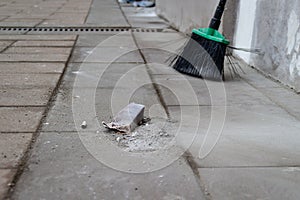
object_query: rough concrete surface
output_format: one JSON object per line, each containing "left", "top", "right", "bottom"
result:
{"left": 0, "top": 62, "right": 66, "bottom": 74}
{"left": 199, "top": 167, "right": 300, "bottom": 200}
{"left": 1, "top": 0, "right": 300, "bottom": 199}
{"left": 0, "top": 169, "right": 16, "bottom": 200}
{"left": 0, "top": 133, "right": 33, "bottom": 168}
{"left": 12, "top": 132, "right": 204, "bottom": 200}
{"left": 0, "top": 107, "right": 45, "bottom": 133}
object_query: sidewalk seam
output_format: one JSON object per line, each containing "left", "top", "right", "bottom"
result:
{"left": 183, "top": 151, "right": 212, "bottom": 200}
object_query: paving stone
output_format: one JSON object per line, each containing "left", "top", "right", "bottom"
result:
{"left": 48, "top": 13, "right": 87, "bottom": 20}
{"left": 0, "top": 107, "right": 45, "bottom": 133}
{"left": 259, "top": 87, "right": 300, "bottom": 120}
{"left": 76, "top": 34, "right": 135, "bottom": 48}
{"left": 153, "top": 74, "right": 276, "bottom": 106}
{"left": 0, "top": 62, "right": 65, "bottom": 74}
{"left": 62, "top": 62, "right": 146, "bottom": 89}
{"left": 0, "top": 41, "right": 14, "bottom": 47}
{"left": 141, "top": 48, "right": 173, "bottom": 64}
{"left": 70, "top": 47, "right": 143, "bottom": 63}
{"left": 0, "top": 88, "right": 53, "bottom": 106}
{"left": 133, "top": 32, "right": 186, "bottom": 49}
{"left": 0, "top": 35, "right": 76, "bottom": 41}
{"left": 85, "top": 3, "right": 129, "bottom": 27}
{"left": 199, "top": 167, "right": 300, "bottom": 200}
{"left": 234, "top": 62, "right": 283, "bottom": 88}
{"left": 0, "top": 74, "right": 61, "bottom": 88}
{"left": 147, "top": 63, "right": 179, "bottom": 75}
{"left": 0, "top": 16, "right": 8, "bottom": 21}
{"left": 127, "top": 16, "right": 169, "bottom": 29}
{"left": 0, "top": 18, "right": 43, "bottom": 27}
{"left": 40, "top": 18, "right": 86, "bottom": 26}
{"left": 12, "top": 132, "right": 204, "bottom": 200}
{"left": 0, "top": 21, "right": 41, "bottom": 27}
{"left": 76, "top": 34, "right": 114, "bottom": 47}
{"left": 3, "top": 47, "right": 72, "bottom": 54}
{"left": 43, "top": 85, "right": 162, "bottom": 132}
{"left": 0, "top": 54, "right": 69, "bottom": 62}
{"left": 0, "top": 133, "right": 33, "bottom": 168}
{"left": 0, "top": 169, "right": 16, "bottom": 200}
{"left": 42, "top": 62, "right": 159, "bottom": 132}
{"left": 13, "top": 40, "right": 74, "bottom": 47}
{"left": 0, "top": 41, "right": 14, "bottom": 52}
{"left": 168, "top": 104, "right": 300, "bottom": 167}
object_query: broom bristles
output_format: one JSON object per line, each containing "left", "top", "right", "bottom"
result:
{"left": 170, "top": 33, "right": 227, "bottom": 81}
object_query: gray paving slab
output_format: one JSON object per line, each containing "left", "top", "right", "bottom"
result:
{"left": 42, "top": 62, "right": 163, "bottom": 132}
{"left": 168, "top": 104, "right": 300, "bottom": 167}
{"left": 153, "top": 74, "right": 275, "bottom": 106}
{"left": 0, "top": 88, "right": 53, "bottom": 106}
{"left": 76, "top": 34, "right": 136, "bottom": 48}
{"left": 0, "top": 169, "right": 16, "bottom": 200}
{"left": 0, "top": 41, "right": 14, "bottom": 53}
{"left": 40, "top": 19, "right": 86, "bottom": 26}
{"left": 0, "top": 53, "right": 69, "bottom": 62}
{"left": 48, "top": 13, "right": 87, "bottom": 20}
{"left": 238, "top": 64, "right": 283, "bottom": 88}
{"left": 0, "top": 35, "right": 76, "bottom": 41}
{"left": 3, "top": 47, "right": 72, "bottom": 55}
{"left": 85, "top": 0, "right": 129, "bottom": 27}
{"left": 0, "top": 21, "right": 41, "bottom": 27}
{"left": 12, "top": 132, "right": 205, "bottom": 200}
{"left": 0, "top": 133, "right": 32, "bottom": 168}
{"left": 133, "top": 32, "right": 186, "bottom": 49}
{"left": 141, "top": 48, "right": 173, "bottom": 64}
{"left": 0, "top": 74, "right": 61, "bottom": 88}
{"left": 69, "top": 47, "right": 143, "bottom": 63}
{"left": 147, "top": 63, "right": 180, "bottom": 75}
{"left": 240, "top": 73, "right": 300, "bottom": 120}
{"left": 199, "top": 167, "right": 300, "bottom": 200}
{"left": 258, "top": 87, "right": 300, "bottom": 120}
{"left": 0, "top": 16, "right": 8, "bottom": 21}
{"left": 0, "top": 107, "right": 45, "bottom": 133}
{"left": 76, "top": 34, "right": 115, "bottom": 47}
{"left": 127, "top": 17, "right": 169, "bottom": 29}
{"left": 12, "top": 40, "right": 74, "bottom": 47}
{"left": 43, "top": 85, "right": 162, "bottom": 132}
{"left": 122, "top": 7, "right": 169, "bottom": 29}
{"left": 0, "top": 62, "right": 65, "bottom": 74}
{"left": 62, "top": 62, "right": 148, "bottom": 89}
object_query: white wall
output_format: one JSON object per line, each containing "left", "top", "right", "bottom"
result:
{"left": 233, "top": 0, "right": 257, "bottom": 63}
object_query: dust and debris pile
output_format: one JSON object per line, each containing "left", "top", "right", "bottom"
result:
{"left": 104, "top": 118, "right": 178, "bottom": 152}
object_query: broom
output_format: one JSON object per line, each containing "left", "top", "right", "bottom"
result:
{"left": 171, "top": 0, "right": 230, "bottom": 81}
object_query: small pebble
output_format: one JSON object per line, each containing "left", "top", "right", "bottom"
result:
{"left": 81, "top": 121, "right": 87, "bottom": 129}
{"left": 132, "top": 132, "right": 137, "bottom": 137}
{"left": 7, "top": 183, "right": 14, "bottom": 187}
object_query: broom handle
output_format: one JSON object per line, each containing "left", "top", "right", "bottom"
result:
{"left": 209, "top": 0, "right": 227, "bottom": 30}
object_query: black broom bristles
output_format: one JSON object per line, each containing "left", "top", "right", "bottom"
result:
{"left": 170, "top": 32, "right": 228, "bottom": 81}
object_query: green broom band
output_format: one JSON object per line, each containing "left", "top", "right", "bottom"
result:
{"left": 192, "top": 28, "right": 230, "bottom": 45}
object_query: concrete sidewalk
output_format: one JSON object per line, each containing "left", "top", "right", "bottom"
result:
{"left": 1, "top": 0, "right": 300, "bottom": 200}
